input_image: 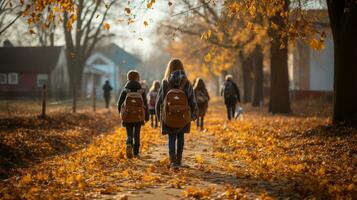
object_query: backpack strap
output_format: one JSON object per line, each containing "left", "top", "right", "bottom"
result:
{"left": 125, "top": 88, "right": 144, "bottom": 94}
{"left": 137, "top": 89, "right": 144, "bottom": 94}
{"left": 161, "top": 80, "right": 169, "bottom": 103}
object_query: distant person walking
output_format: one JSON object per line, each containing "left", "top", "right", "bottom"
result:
{"left": 156, "top": 58, "right": 198, "bottom": 168}
{"left": 193, "top": 78, "right": 210, "bottom": 131}
{"left": 221, "top": 75, "right": 241, "bottom": 120}
{"left": 102, "top": 80, "right": 113, "bottom": 108}
{"left": 140, "top": 80, "right": 149, "bottom": 94}
{"left": 117, "top": 70, "right": 149, "bottom": 159}
{"left": 147, "top": 80, "right": 160, "bottom": 128}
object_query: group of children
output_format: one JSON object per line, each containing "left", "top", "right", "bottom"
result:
{"left": 117, "top": 58, "right": 239, "bottom": 168}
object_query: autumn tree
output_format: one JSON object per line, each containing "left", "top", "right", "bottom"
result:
{"left": 8, "top": 0, "right": 354, "bottom": 122}
{"left": 268, "top": 0, "right": 291, "bottom": 113}
{"left": 252, "top": 45, "right": 264, "bottom": 106}
{"left": 327, "top": 0, "right": 357, "bottom": 123}
{"left": 165, "top": 0, "right": 267, "bottom": 105}
{"left": 63, "top": 0, "right": 115, "bottom": 112}
{"left": 36, "top": 24, "right": 55, "bottom": 47}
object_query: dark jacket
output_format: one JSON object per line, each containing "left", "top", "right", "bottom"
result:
{"left": 156, "top": 70, "right": 198, "bottom": 135}
{"left": 117, "top": 80, "right": 149, "bottom": 127}
{"left": 221, "top": 79, "right": 241, "bottom": 105}
{"left": 102, "top": 83, "right": 113, "bottom": 98}
{"left": 194, "top": 87, "right": 210, "bottom": 117}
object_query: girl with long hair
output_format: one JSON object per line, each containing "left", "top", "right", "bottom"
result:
{"left": 193, "top": 78, "right": 210, "bottom": 131}
{"left": 156, "top": 58, "right": 198, "bottom": 168}
{"left": 147, "top": 80, "right": 160, "bottom": 128}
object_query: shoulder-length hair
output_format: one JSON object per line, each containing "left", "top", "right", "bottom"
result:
{"left": 127, "top": 70, "right": 140, "bottom": 81}
{"left": 163, "top": 58, "right": 185, "bottom": 80}
{"left": 193, "top": 78, "right": 207, "bottom": 91}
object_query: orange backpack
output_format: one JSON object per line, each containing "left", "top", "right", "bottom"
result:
{"left": 120, "top": 90, "right": 145, "bottom": 123}
{"left": 162, "top": 88, "right": 191, "bottom": 128}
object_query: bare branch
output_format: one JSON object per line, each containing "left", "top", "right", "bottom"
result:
{"left": 0, "top": 12, "right": 20, "bottom": 35}
{"left": 84, "top": 1, "right": 115, "bottom": 62}
{"left": 171, "top": 0, "right": 212, "bottom": 17}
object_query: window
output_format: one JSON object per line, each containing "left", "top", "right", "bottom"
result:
{"left": 8, "top": 73, "right": 18, "bottom": 85}
{"left": 37, "top": 74, "right": 48, "bottom": 87}
{"left": 0, "top": 73, "right": 6, "bottom": 84}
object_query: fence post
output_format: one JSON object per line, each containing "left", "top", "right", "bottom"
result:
{"left": 6, "top": 99, "right": 9, "bottom": 116}
{"left": 93, "top": 86, "right": 96, "bottom": 112}
{"left": 41, "top": 84, "right": 47, "bottom": 118}
{"left": 72, "top": 86, "right": 76, "bottom": 113}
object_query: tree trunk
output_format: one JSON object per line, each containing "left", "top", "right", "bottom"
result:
{"left": 242, "top": 56, "right": 253, "bottom": 103}
{"left": 71, "top": 70, "right": 84, "bottom": 113}
{"left": 72, "top": 85, "right": 77, "bottom": 113}
{"left": 50, "top": 32, "right": 54, "bottom": 47}
{"left": 252, "top": 45, "right": 264, "bottom": 107}
{"left": 269, "top": 0, "right": 291, "bottom": 113}
{"left": 67, "top": 60, "right": 77, "bottom": 113}
{"left": 327, "top": 1, "right": 357, "bottom": 123}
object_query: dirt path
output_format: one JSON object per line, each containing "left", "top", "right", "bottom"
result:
{"left": 98, "top": 126, "right": 262, "bottom": 200}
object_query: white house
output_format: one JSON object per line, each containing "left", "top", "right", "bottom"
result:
{"left": 83, "top": 43, "right": 140, "bottom": 98}
{"left": 84, "top": 52, "right": 117, "bottom": 98}
{"left": 288, "top": 10, "right": 334, "bottom": 99}
{"left": 0, "top": 42, "right": 140, "bottom": 99}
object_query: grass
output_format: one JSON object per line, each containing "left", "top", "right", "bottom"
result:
{"left": 0, "top": 98, "right": 117, "bottom": 118}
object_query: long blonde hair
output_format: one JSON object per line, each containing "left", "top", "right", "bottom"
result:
{"left": 149, "top": 80, "right": 160, "bottom": 92}
{"left": 163, "top": 58, "right": 185, "bottom": 80}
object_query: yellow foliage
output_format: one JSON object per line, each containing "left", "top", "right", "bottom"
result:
{"left": 310, "top": 38, "right": 325, "bottom": 50}
{"left": 103, "top": 23, "right": 110, "bottom": 31}
{"left": 184, "top": 186, "right": 215, "bottom": 199}
{"left": 124, "top": 7, "right": 131, "bottom": 15}
{"left": 1, "top": 99, "right": 355, "bottom": 199}
{"left": 147, "top": 0, "right": 156, "bottom": 9}
{"left": 195, "top": 154, "right": 204, "bottom": 164}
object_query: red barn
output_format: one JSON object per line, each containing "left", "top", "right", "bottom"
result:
{"left": 0, "top": 46, "right": 70, "bottom": 99}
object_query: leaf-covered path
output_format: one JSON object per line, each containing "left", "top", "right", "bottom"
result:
{"left": 1, "top": 99, "right": 356, "bottom": 199}
{"left": 105, "top": 128, "right": 252, "bottom": 200}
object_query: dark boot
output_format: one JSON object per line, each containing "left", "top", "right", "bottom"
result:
{"left": 200, "top": 117, "right": 204, "bottom": 131}
{"left": 170, "top": 155, "right": 177, "bottom": 167}
{"left": 154, "top": 117, "right": 158, "bottom": 128}
{"left": 126, "top": 144, "right": 133, "bottom": 159}
{"left": 176, "top": 153, "right": 182, "bottom": 166}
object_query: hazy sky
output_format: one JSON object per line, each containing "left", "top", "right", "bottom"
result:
{"left": 110, "top": 0, "right": 326, "bottom": 61}
{"left": 3, "top": 0, "right": 326, "bottom": 61}
{"left": 111, "top": 1, "right": 173, "bottom": 61}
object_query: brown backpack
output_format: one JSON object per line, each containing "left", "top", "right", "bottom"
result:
{"left": 120, "top": 89, "right": 145, "bottom": 123}
{"left": 162, "top": 88, "right": 191, "bottom": 128}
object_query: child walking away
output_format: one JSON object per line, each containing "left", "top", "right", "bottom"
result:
{"left": 147, "top": 80, "right": 160, "bottom": 128}
{"left": 156, "top": 59, "right": 198, "bottom": 168}
{"left": 117, "top": 70, "right": 149, "bottom": 159}
{"left": 193, "top": 78, "right": 210, "bottom": 131}
{"left": 221, "top": 74, "right": 241, "bottom": 120}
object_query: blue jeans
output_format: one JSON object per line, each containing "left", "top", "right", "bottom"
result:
{"left": 126, "top": 125, "right": 141, "bottom": 155}
{"left": 168, "top": 132, "right": 184, "bottom": 158}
